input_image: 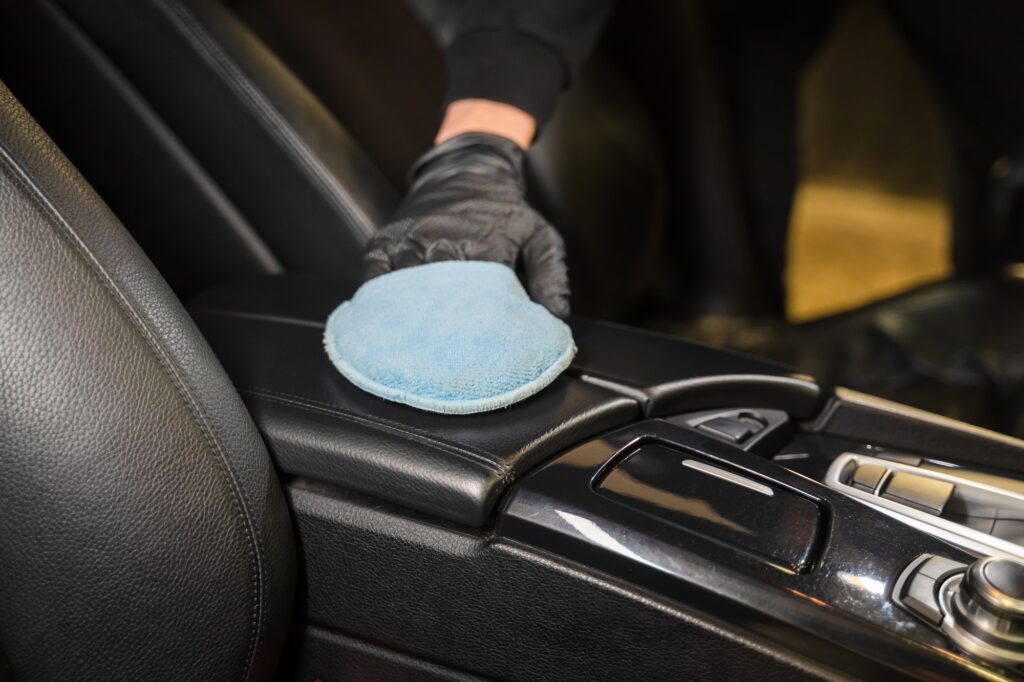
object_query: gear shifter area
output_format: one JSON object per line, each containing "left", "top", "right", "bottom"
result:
{"left": 895, "top": 554, "right": 1024, "bottom": 668}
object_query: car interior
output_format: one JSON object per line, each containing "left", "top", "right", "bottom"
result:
{"left": 4, "top": 0, "right": 1024, "bottom": 680}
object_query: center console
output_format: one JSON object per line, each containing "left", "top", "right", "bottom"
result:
{"left": 190, "top": 275, "right": 1024, "bottom": 681}
{"left": 499, "top": 415, "right": 1024, "bottom": 678}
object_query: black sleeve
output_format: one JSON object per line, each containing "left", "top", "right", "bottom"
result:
{"left": 441, "top": 0, "right": 613, "bottom": 126}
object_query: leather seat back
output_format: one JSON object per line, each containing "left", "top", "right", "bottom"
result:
{"left": 0, "top": 81, "right": 293, "bottom": 680}
{"left": 0, "top": 0, "right": 396, "bottom": 299}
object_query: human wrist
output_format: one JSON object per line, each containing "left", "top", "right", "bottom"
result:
{"left": 435, "top": 99, "right": 536, "bottom": 150}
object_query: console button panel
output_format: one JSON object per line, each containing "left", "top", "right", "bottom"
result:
{"left": 826, "top": 453, "right": 1024, "bottom": 562}
{"left": 851, "top": 463, "right": 887, "bottom": 492}
{"left": 881, "top": 471, "right": 954, "bottom": 515}
{"left": 894, "top": 554, "right": 968, "bottom": 626}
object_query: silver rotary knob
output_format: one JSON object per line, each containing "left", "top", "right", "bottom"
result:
{"left": 942, "top": 557, "right": 1024, "bottom": 666}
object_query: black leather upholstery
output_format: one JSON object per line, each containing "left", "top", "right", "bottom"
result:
{"left": 0, "top": 0, "right": 396, "bottom": 298}
{"left": 188, "top": 274, "right": 820, "bottom": 526}
{"left": 0, "top": 82, "right": 293, "bottom": 679}
{"left": 0, "top": 0, "right": 286, "bottom": 298}
{"left": 193, "top": 308, "right": 639, "bottom": 526}
{"left": 280, "top": 626, "right": 489, "bottom": 681}
{"left": 230, "top": 0, "right": 445, "bottom": 188}
{"left": 58, "top": 0, "right": 394, "bottom": 271}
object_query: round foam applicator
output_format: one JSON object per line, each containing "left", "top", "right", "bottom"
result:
{"left": 323, "top": 261, "right": 576, "bottom": 414}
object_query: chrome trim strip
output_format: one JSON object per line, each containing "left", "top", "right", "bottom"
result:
{"left": 682, "top": 459, "right": 774, "bottom": 497}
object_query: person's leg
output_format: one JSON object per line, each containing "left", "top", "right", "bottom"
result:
{"left": 883, "top": 0, "right": 1024, "bottom": 275}
{"left": 704, "top": 0, "right": 841, "bottom": 317}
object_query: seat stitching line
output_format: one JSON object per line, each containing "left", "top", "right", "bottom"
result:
{"left": 152, "top": 0, "right": 375, "bottom": 241}
{"left": 0, "top": 147, "right": 263, "bottom": 682}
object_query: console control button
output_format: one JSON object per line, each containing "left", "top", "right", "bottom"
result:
{"left": 894, "top": 554, "right": 966, "bottom": 627}
{"left": 972, "top": 557, "right": 1024, "bottom": 613}
{"left": 697, "top": 415, "right": 762, "bottom": 443}
{"left": 876, "top": 452, "right": 923, "bottom": 467}
{"left": 918, "top": 555, "right": 969, "bottom": 582}
{"left": 851, "top": 464, "right": 888, "bottom": 493}
{"left": 903, "top": 575, "right": 943, "bottom": 626}
{"left": 881, "top": 471, "right": 954, "bottom": 515}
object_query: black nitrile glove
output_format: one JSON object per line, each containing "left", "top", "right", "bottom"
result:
{"left": 364, "top": 133, "right": 570, "bottom": 317}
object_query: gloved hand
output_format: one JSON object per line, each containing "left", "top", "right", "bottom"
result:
{"left": 364, "top": 132, "right": 570, "bottom": 317}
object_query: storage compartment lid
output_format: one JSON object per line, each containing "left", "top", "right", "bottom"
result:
{"left": 597, "top": 444, "right": 824, "bottom": 572}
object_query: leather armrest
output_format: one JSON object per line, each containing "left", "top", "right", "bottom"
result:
{"left": 193, "top": 306, "right": 638, "bottom": 527}
{"left": 190, "top": 275, "right": 822, "bottom": 525}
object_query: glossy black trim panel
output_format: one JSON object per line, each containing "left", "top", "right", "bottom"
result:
{"left": 569, "top": 317, "right": 823, "bottom": 418}
{"left": 810, "top": 388, "right": 1024, "bottom": 471}
{"left": 288, "top": 478, "right": 847, "bottom": 681}
{"left": 500, "top": 419, "right": 1007, "bottom": 680}
{"left": 595, "top": 443, "right": 825, "bottom": 572}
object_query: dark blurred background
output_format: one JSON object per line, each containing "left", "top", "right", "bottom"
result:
{"left": 5, "top": 0, "right": 1024, "bottom": 433}
{"left": 230, "top": 0, "right": 1024, "bottom": 431}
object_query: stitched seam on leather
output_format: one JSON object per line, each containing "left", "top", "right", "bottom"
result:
{"left": 242, "top": 388, "right": 511, "bottom": 476}
{"left": 153, "top": 0, "right": 375, "bottom": 241}
{"left": 41, "top": 0, "right": 285, "bottom": 277}
{"left": 0, "top": 148, "right": 263, "bottom": 681}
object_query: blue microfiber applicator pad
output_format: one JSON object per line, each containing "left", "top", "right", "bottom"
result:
{"left": 323, "top": 261, "right": 576, "bottom": 414}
